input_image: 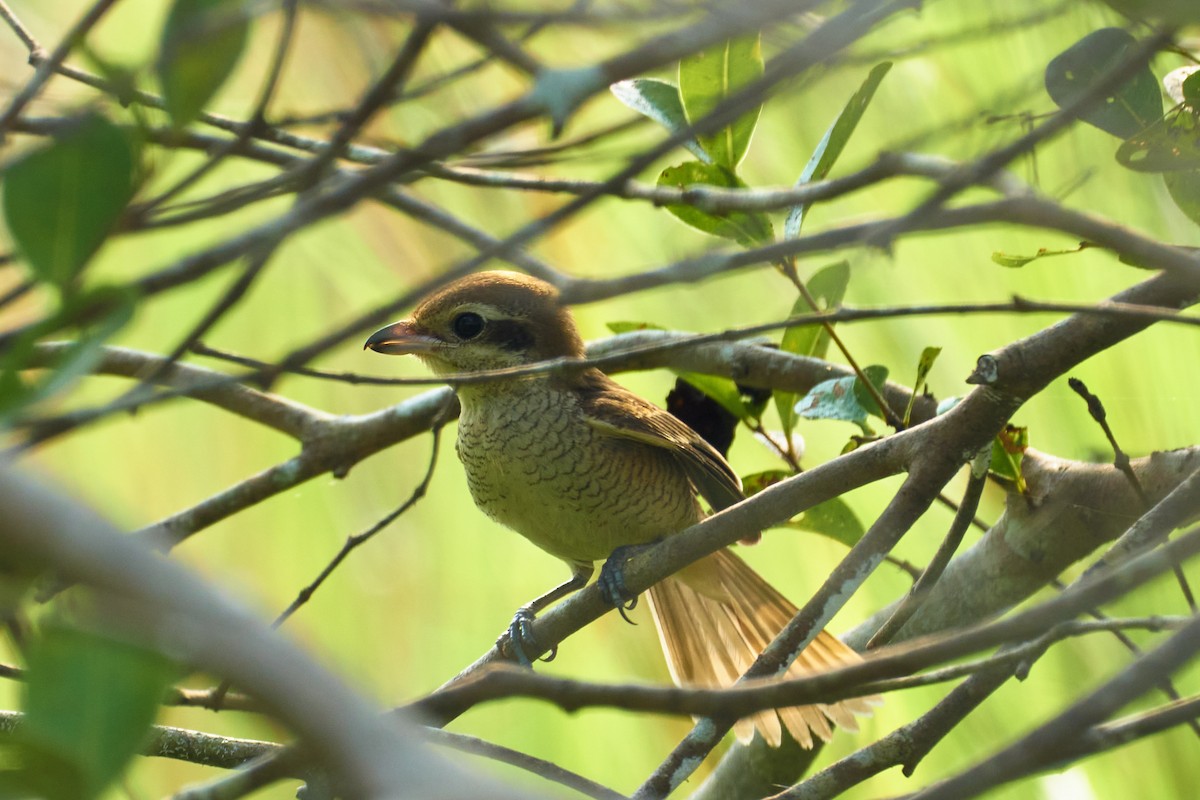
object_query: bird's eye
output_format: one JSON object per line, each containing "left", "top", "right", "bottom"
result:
{"left": 452, "top": 311, "right": 485, "bottom": 340}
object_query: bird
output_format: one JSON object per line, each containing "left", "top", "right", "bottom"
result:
{"left": 365, "top": 270, "right": 872, "bottom": 748}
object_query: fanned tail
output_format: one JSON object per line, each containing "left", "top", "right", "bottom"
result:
{"left": 646, "top": 549, "right": 876, "bottom": 748}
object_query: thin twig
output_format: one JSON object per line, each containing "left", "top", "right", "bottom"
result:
{"left": 0, "top": 0, "right": 121, "bottom": 136}
{"left": 867, "top": 448, "right": 990, "bottom": 648}
{"left": 1069, "top": 376, "right": 1197, "bottom": 612}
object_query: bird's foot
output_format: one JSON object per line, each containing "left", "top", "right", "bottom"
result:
{"left": 599, "top": 544, "right": 652, "bottom": 625}
{"left": 499, "top": 606, "right": 556, "bottom": 666}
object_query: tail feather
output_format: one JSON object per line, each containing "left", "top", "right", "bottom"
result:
{"left": 646, "top": 548, "right": 875, "bottom": 748}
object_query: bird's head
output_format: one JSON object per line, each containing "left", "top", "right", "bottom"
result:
{"left": 364, "top": 271, "right": 585, "bottom": 376}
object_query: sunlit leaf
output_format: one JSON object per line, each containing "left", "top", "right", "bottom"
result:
{"left": 991, "top": 242, "right": 1095, "bottom": 267}
{"left": 989, "top": 424, "right": 1029, "bottom": 492}
{"left": 786, "top": 62, "right": 891, "bottom": 239}
{"left": 2, "top": 114, "right": 135, "bottom": 290}
{"left": 17, "top": 626, "right": 175, "bottom": 799}
{"left": 610, "top": 78, "right": 710, "bottom": 161}
{"left": 1044, "top": 28, "right": 1162, "bottom": 139}
{"left": 658, "top": 161, "right": 773, "bottom": 246}
{"left": 796, "top": 364, "right": 888, "bottom": 434}
{"left": 679, "top": 35, "right": 763, "bottom": 169}
{"left": 904, "top": 346, "right": 941, "bottom": 426}
{"left": 156, "top": 0, "right": 250, "bottom": 128}
{"left": 605, "top": 320, "right": 661, "bottom": 335}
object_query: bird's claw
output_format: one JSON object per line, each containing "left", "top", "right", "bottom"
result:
{"left": 599, "top": 545, "right": 643, "bottom": 625}
{"left": 502, "top": 607, "right": 556, "bottom": 665}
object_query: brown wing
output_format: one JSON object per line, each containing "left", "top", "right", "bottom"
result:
{"left": 577, "top": 370, "right": 745, "bottom": 513}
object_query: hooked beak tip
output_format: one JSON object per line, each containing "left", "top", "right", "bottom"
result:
{"left": 363, "top": 320, "right": 439, "bottom": 355}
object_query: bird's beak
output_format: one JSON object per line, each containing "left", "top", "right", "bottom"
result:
{"left": 363, "top": 320, "right": 441, "bottom": 355}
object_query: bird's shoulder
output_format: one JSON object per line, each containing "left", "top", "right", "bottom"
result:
{"left": 574, "top": 370, "right": 744, "bottom": 512}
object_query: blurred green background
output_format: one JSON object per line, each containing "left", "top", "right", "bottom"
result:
{"left": 2, "top": 0, "right": 1199, "bottom": 797}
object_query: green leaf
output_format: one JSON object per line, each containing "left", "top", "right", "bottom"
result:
{"left": 740, "top": 472, "right": 864, "bottom": 546}
{"left": 1116, "top": 106, "right": 1200, "bottom": 172}
{"left": 1163, "top": 66, "right": 1200, "bottom": 106}
{"left": 17, "top": 626, "right": 175, "bottom": 799}
{"left": 795, "top": 365, "right": 888, "bottom": 434}
{"left": 1163, "top": 170, "right": 1200, "bottom": 227}
{"left": 904, "top": 346, "right": 941, "bottom": 426}
{"left": 773, "top": 261, "right": 850, "bottom": 440}
{"left": 156, "top": 0, "right": 250, "bottom": 128}
{"left": 2, "top": 114, "right": 135, "bottom": 290}
{"left": 610, "top": 78, "right": 710, "bottom": 162}
{"left": 0, "top": 286, "right": 137, "bottom": 420}
{"left": 605, "top": 320, "right": 661, "bottom": 335}
{"left": 786, "top": 62, "right": 891, "bottom": 239}
{"left": 788, "top": 497, "right": 865, "bottom": 548}
{"left": 990, "top": 242, "right": 1094, "bottom": 267}
{"left": 679, "top": 35, "right": 763, "bottom": 169}
{"left": 1044, "top": 28, "right": 1163, "bottom": 140}
{"left": 851, "top": 364, "right": 890, "bottom": 418}
{"left": 678, "top": 371, "right": 755, "bottom": 422}
{"left": 989, "top": 424, "right": 1029, "bottom": 492}
{"left": 658, "top": 161, "right": 773, "bottom": 247}
{"left": 1097, "top": 0, "right": 1200, "bottom": 25}
{"left": 1182, "top": 70, "right": 1200, "bottom": 107}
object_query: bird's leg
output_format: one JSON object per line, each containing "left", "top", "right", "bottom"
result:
{"left": 503, "top": 564, "right": 593, "bottom": 666}
{"left": 598, "top": 542, "right": 659, "bottom": 625}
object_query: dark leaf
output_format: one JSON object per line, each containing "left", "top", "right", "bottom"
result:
{"left": 1117, "top": 106, "right": 1200, "bottom": 172}
{"left": 668, "top": 378, "right": 738, "bottom": 456}
{"left": 1044, "top": 28, "right": 1162, "bottom": 139}
{"left": 677, "top": 372, "right": 757, "bottom": 424}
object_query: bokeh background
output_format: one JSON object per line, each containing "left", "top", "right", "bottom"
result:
{"left": 2, "top": 0, "right": 1199, "bottom": 797}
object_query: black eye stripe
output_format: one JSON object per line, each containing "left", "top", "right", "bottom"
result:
{"left": 489, "top": 319, "right": 534, "bottom": 351}
{"left": 452, "top": 312, "right": 485, "bottom": 340}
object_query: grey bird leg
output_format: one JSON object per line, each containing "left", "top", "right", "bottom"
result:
{"left": 504, "top": 564, "right": 593, "bottom": 666}
{"left": 599, "top": 542, "right": 660, "bottom": 624}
